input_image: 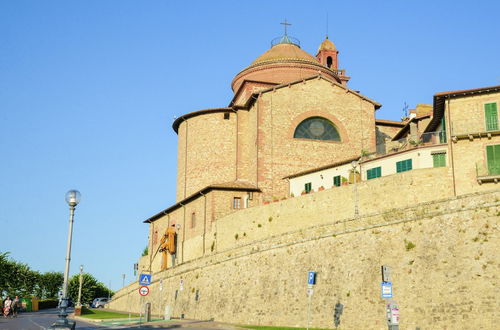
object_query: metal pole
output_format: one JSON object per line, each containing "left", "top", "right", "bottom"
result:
{"left": 62, "top": 205, "right": 75, "bottom": 299}
{"left": 50, "top": 204, "right": 76, "bottom": 329}
{"left": 122, "top": 274, "right": 125, "bottom": 288}
{"left": 307, "top": 292, "right": 311, "bottom": 330}
{"left": 77, "top": 265, "right": 83, "bottom": 307}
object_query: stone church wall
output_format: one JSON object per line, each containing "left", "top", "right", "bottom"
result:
{"left": 176, "top": 111, "right": 237, "bottom": 201}
{"left": 109, "top": 167, "right": 498, "bottom": 329}
{"left": 109, "top": 187, "right": 499, "bottom": 330}
{"left": 254, "top": 78, "right": 377, "bottom": 199}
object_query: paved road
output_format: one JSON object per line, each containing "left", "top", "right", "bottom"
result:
{"left": 0, "top": 309, "right": 241, "bottom": 330}
{"left": 0, "top": 308, "right": 96, "bottom": 330}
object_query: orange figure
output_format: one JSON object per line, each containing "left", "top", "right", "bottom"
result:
{"left": 159, "top": 224, "right": 177, "bottom": 270}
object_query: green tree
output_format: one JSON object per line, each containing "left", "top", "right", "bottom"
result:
{"left": 67, "top": 273, "right": 113, "bottom": 306}
{"left": 1, "top": 251, "right": 64, "bottom": 299}
{"left": 0, "top": 252, "right": 39, "bottom": 297}
{"left": 37, "top": 272, "right": 64, "bottom": 299}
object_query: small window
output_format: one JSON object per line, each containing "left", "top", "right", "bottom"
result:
{"left": 367, "top": 167, "right": 382, "bottom": 180}
{"left": 233, "top": 197, "right": 241, "bottom": 209}
{"left": 224, "top": 113, "right": 230, "bottom": 120}
{"left": 294, "top": 117, "right": 340, "bottom": 141}
{"left": 396, "top": 159, "right": 412, "bottom": 173}
{"left": 486, "top": 144, "right": 500, "bottom": 175}
{"left": 304, "top": 182, "right": 312, "bottom": 193}
{"left": 191, "top": 212, "right": 196, "bottom": 228}
{"left": 432, "top": 153, "right": 446, "bottom": 168}
{"left": 333, "top": 175, "right": 341, "bottom": 187}
{"left": 485, "top": 103, "right": 498, "bottom": 131}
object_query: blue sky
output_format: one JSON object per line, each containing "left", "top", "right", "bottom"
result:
{"left": 1, "top": 0, "right": 499, "bottom": 291}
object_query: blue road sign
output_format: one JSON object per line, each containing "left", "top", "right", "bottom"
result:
{"left": 139, "top": 273, "right": 152, "bottom": 286}
{"left": 381, "top": 281, "right": 392, "bottom": 298}
{"left": 308, "top": 271, "right": 316, "bottom": 285}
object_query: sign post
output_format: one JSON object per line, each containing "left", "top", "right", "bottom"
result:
{"left": 139, "top": 273, "right": 152, "bottom": 286}
{"left": 381, "top": 266, "right": 399, "bottom": 330}
{"left": 307, "top": 271, "right": 316, "bottom": 330}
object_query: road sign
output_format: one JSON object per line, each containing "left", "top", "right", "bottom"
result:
{"left": 307, "top": 271, "right": 316, "bottom": 285}
{"left": 381, "top": 281, "right": 392, "bottom": 299}
{"left": 139, "top": 273, "right": 152, "bottom": 286}
{"left": 139, "top": 286, "right": 150, "bottom": 296}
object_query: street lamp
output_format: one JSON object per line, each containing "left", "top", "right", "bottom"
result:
{"left": 50, "top": 189, "right": 81, "bottom": 330}
{"left": 351, "top": 161, "right": 359, "bottom": 216}
{"left": 77, "top": 265, "right": 84, "bottom": 307}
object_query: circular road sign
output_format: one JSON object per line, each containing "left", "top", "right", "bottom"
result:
{"left": 139, "top": 286, "right": 150, "bottom": 296}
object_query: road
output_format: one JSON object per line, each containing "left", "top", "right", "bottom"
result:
{"left": 0, "top": 308, "right": 240, "bottom": 330}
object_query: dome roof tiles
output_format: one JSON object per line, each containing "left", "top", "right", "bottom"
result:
{"left": 318, "top": 38, "right": 336, "bottom": 52}
{"left": 250, "top": 43, "right": 319, "bottom": 67}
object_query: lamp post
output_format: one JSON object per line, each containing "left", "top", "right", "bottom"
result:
{"left": 77, "top": 265, "right": 83, "bottom": 307}
{"left": 122, "top": 274, "right": 126, "bottom": 288}
{"left": 351, "top": 161, "right": 359, "bottom": 216}
{"left": 50, "top": 189, "right": 81, "bottom": 330}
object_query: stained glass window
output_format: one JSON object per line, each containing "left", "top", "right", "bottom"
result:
{"left": 294, "top": 117, "right": 341, "bottom": 141}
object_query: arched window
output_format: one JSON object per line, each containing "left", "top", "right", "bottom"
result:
{"left": 293, "top": 117, "right": 341, "bottom": 141}
{"left": 327, "top": 56, "right": 333, "bottom": 68}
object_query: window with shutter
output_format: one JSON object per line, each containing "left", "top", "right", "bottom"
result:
{"left": 485, "top": 103, "right": 498, "bottom": 131}
{"left": 433, "top": 154, "right": 446, "bottom": 167}
{"left": 367, "top": 167, "right": 382, "bottom": 180}
{"left": 396, "top": 159, "right": 412, "bottom": 173}
{"left": 305, "top": 182, "right": 312, "bottom": 193}
{"left": 333, "top": 176, "right": 341, "bottom": 187}
{"left": 486, "top": 144, "right": 500, "bottom": 175}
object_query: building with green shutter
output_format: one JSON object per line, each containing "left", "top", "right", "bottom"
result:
{"left": 288, "top": 85, "right": 500, "bottom": 197}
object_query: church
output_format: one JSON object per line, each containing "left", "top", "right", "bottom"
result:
{"left": 141, "top": 28, "right": 499, "bottom": 271}
{"left": 110, "top": 27, "right": 499, "bottom": 329}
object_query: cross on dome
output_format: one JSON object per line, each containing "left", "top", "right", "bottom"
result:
{"left": 280, "top": 19, "right": 291, "bottom": 36}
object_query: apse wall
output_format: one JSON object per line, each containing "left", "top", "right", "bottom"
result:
{"left": 176, "top": 109, "right": 237, "bottom": 201}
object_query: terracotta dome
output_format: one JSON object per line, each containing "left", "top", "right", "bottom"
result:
{"left": 251, "top": 43, "right": 320, "bottom": 66}
{"left": 318, "top": 37, "right": 336, "bottom": 52}
{"left": 232, "top": 41, "right": 341, "bottom": 92}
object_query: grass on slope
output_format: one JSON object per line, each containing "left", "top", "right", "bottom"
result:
{"left": 80, "top": 308, "right": 139, "bottom": 319}
{"left": 240, "top": 326, "right": 334, "bottom": 330}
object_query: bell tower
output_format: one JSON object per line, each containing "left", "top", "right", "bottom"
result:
{"left": 316, "top": 36, "right": 350, "bottom": 86}
{"left": 316, "top": 36, "right": 338, "bottom": 69}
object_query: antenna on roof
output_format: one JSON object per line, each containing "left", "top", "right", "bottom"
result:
{"left": 402, "top": 101, "right": 409, "bottom": 120}
{"left": 326, "top": 12, "right": 329, "bottom": 39}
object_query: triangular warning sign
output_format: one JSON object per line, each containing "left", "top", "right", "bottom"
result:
{"left": 141, "top": 275, "right": 150, "bottom": 284}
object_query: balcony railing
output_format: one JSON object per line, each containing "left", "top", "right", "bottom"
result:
{"left": 476, "top": 162, "right": 500, "bottom": 184}
{"left": 451, "top": 121, "right": 500, "bottom": 137}
{"left": 331, "top": 68, "right": 346, "bottom": 77}
{"left": 371, "top": 131, "right": 446, "bottom": 158}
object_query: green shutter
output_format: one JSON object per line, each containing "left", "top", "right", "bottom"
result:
{"left": 485, "top": 103, "right": 498, "bottom": 131}
{"left": 486, "top": 145, "right": 500, "bottom": 175}
{"left": 305, "top": 182, "right": 312, "bottom": 193}
{"left": 367, "top": 167, "right": 382, "bottom": 180}
{"left": 440, "top": 117, "right": 447, "bottom": 143}
{"left": 333, "top": 176, "right": 341, "bottom": 187}
{"left": 396, "top": 159, "right": 412, "bottom": 173}
{"left": 433, "top": 154, "right": 446, "bottom": 167}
